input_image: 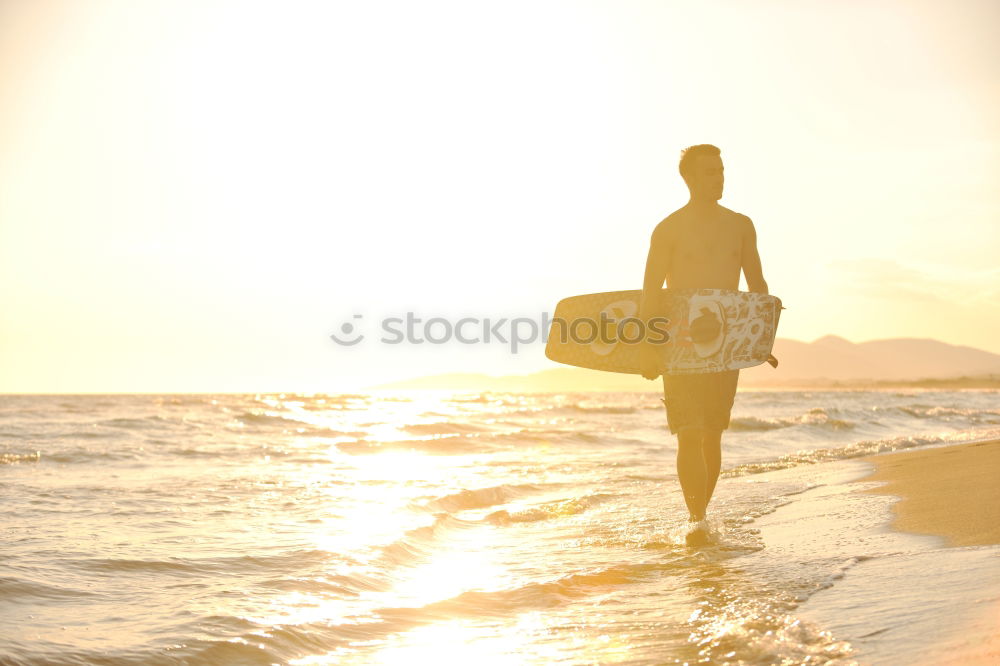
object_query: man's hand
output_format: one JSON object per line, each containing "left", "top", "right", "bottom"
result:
{"left": 640, "top": 343, "right": 660, "bottom": 380}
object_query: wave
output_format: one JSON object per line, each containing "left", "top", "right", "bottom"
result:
{"left": 151, "top": 395, "right": 217, "bottom": 406}
{"left": 168, "top": 447, "right": 235, "bottom": 459}
{"left": 185, "top": 559, "right": 686, "bottom": 662}
{"left": 98, "top": 415, "right": 173, "bottom": 429}
{"left": 377, "top": 513, "right": 481, "bottom": 568}
{"left": 234, "top": 411, "right": 376, "bottom": 438}
{"left": 69, "top": 556, "right": 208, "bottom": 576}
{"left": 729, "top": 403, "right": 1000, "bottom": 434}
{"left": 176, "top": 614, "right": 386, "bottom": 665}
{"left": 41, "top": 448, "right": 143, "bottom": 464}
{"left": 490, "top": 428, "right": 646, "bottom": 447}
{"left": 419, "top": 483, "right": 546, "bottom": 512}
{"left": 728, "top": 416, "right": 789, "bottom": 432}
{"left": 257, "top": 573, "right": 378, "bottom": 597}
{"left": 336, "top": 428, "right": 646, "bottom": 456}
{"left": 379, "top": 560, "right": 668, "bottom": 620}
{"left": 559, "top": 404, "right": 639, "bottom": 415}
{"left": 485, "top": 492, "right": 615, "bottom": 525}
{"left": 448, "top": 394, "right": 500, "bottom": 403}
{"left": 724, "top": 429, "right": 1000, "bottom": 477}
{"left": 895, "top": 405, "right": 1000, "bottom": 423}
{"left": 60, "top": 430, "right": 122, "bottom": 440}
{"left": 401, "top": 421, "right": 491, "bottom": 436}
{"left": 159, "top": 559, "right": 701, "bottom": 663}
{"left": 234, "top": 411, "right": 311, "bottom": 428}
{"left": 0, "top": 576, "right": 98, "bottom": 601}
{"left": 336, "top": 435, "right": 493, "bottom": 455}
{"left": 471, "top": 403, "right": 653, "bottom": 420}
{"left": 729, "top": 408, "right": 855, "bottom": 432}
{"left": 69, "top": 549, "right": 349, "bottom": 577}
{"left": 299, "top": 394, "right": 374, "bottom": 410}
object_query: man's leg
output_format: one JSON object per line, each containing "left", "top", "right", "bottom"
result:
{"left": 702, "top": 428, "right": 723, "bottom": 508}
{"left": 676, "top": 427, "right": 707, "bottom": 521}
{"left": 699, "top": 369, "right": 737, "bottom": 513}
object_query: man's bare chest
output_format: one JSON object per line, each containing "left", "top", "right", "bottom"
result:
{"left": 670, "top": 220, "right": 741, "bottom": 263}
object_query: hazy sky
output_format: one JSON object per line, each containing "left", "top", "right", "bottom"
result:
{"left": 2, "top": 0, "right": 998, "bottom": 392}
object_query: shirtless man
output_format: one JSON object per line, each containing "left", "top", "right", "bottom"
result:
{"left": 638, "top": 144, "right": 768, "bottom": 540}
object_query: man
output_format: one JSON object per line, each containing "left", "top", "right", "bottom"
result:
{"left": 638, "top": 144, "right": 768, "bottom": 543}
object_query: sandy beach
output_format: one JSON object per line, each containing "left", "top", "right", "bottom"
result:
{"left": 862, "top": 440, "right": 1000, "bottom": 665}
{"left": 863, "top": 439, "right": 1000, "bottom": 547}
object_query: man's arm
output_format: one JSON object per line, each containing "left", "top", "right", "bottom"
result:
{"left": 741, "top": 217, "right": 768, "bottom": 294}
{"left": 638, "top": 223, "right": 670, "bottom": 380}
{"left": 639, "top": 223, "right": 670, "bottom": 318}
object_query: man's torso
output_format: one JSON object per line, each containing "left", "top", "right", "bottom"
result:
{"left": 655, "top": 205, "right": 746, "bottom": 290}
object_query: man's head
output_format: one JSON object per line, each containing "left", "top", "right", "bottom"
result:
{"left": 679, "top": 144, "right": 724, "bottom": 202}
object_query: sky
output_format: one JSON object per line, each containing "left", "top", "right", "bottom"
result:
{"left": 1, "top": 0, "right": 998, "bottom": 392}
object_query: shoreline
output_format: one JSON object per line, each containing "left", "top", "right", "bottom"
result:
{"left": 861, "top": 439, "right": 1000, "bottom": 547}
{"left": 785, "top": 439, "right": 1000, "bottom": 665}
{"left": 860, "top": 439, "right": 1000, "bottom": 665}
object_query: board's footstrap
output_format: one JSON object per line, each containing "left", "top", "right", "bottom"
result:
{"left": 766, "top": 354, "right": 779, "bottom": 369}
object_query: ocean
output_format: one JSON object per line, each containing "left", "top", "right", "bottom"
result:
{"left": 3, "top": 390, "right": 999, "bottom": 665}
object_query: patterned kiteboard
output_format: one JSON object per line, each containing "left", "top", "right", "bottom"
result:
{"left": 544, "top": 288, "right": 782, "bottom": 375}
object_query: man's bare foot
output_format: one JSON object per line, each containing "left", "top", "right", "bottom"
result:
{"left": 685, "top": 527, "right": 709, "bottom": 547}
{"left": 685, "top": 517, "right": 710, "bottom": 547}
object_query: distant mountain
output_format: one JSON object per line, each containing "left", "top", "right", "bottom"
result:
{"left": 373, "top": 337, "right": 1000, "bottom": 392}
{"left": 741, "top": 336, "right": 1000, "bottom": 386}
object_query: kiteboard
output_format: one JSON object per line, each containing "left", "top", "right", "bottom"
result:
{"left": 544, "top": 288, "right": 782, "bottom": 375}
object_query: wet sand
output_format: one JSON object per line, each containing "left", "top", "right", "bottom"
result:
{"left": 860, "top": 440, "right": 1000, "bottom": 664}
{"left": 862, "top": 439, "right": 1000, "bottom": 547}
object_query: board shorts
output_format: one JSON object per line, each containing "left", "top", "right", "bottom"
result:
{"left": 660, "top": 369, "right": 740, "bottom": 434}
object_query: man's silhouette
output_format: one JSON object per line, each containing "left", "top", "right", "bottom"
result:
{"left": 638, "top": 144, "right": 768, "bottom": 543}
